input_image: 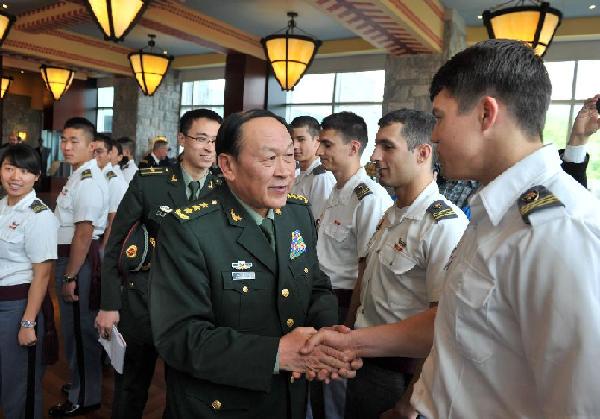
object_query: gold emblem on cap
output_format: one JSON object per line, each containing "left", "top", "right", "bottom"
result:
{"left": 126, "top": 245, "right": 137, "bottom": 258}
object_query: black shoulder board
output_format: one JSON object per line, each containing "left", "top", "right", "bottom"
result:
{"left": 106, "top": 170, "right": 117, "bottom": 180}
{"left": 354, "top": 183, "right": 372, "bottom": 201}
{"left": 312, "top": 164, "right": 327, "bottom": 176}
{"left": 173, "top": 199, "right": 220, "bottom": 223}
{"left": 287, "top": 193, "right": 309, "bottom": 205}
{"left": 426, "top": 200, "right": 458, "bottom": 222}
{"left": 518, "top": 185, "right": 564, "bottom": 225}
{"left": 30, "top": 199, "right": 49, "bottom": 213}
{"left": 139, "top": 167, "right": 168, "bottom": 176}
{"left": 80, "top": 169, "right": 92, "bottom": 180}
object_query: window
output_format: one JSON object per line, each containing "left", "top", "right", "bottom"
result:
{"left": 96, "top": 86, "right": 114, "bottom": 133}
{"left": 180, "top": 79, "right": 225, "bottom": 117}
{"left": 543, "top": 60, "right": 600, "bottom": 194}
{"left": 275, "top": 70, "right": 385, "bottom": 165}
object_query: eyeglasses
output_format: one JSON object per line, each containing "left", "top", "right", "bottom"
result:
{"left": 183, "top": 134, "right": 216, "bottom": 144}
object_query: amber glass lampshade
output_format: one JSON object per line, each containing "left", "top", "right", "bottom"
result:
{"left": 128, "top": 34, "right": 173, "bottom": 96}
{"left": 0, "top": 75, "right": 12, "bottom": 99}
{"left": 85, "top": 0, "right": 150, "bottom": 42}
{"left": 40, "top": 65, "right": 74, "bottom": 101}
{"left": 0, "top": 10, "right": 15, "bottom": 47}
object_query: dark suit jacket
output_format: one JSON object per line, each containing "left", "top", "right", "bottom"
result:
{"left": 101, "top": 164, "right": 220, "bottom": 344}
{"left": 150, "top": 184, "right": 337, "bottom": 419}
{"left": 559, "top": 149, "right": 589, "bottom": 188}
{"left": 138, "top": 153, "right": 173, "bottom": 169}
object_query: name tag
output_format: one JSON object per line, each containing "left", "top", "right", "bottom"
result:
{"left": 232, "top": 272, "right": 255, "bottom": 281}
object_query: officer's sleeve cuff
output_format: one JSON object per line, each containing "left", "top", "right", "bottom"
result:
{"left": 563, "top": 145, "right": 587, "bottom": 163}
{"left": 274, "top": 349, "right": 280, "bottom": 374}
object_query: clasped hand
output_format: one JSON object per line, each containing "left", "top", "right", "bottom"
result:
{"left": 279, "top": 325, "right": 362, "bottom": 383}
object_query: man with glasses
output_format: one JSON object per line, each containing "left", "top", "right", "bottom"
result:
{"left": 96, "top": 109, "right": 223, "bottom": 418}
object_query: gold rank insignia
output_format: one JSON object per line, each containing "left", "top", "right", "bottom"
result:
{"left": 518, "top": 185, "right": 564, "bottom": 225}
{"left": 126, "top": 245, "right": 138, "bottom": 258}
{"left": 175, "top": 208, "right": 189, "bottom": 220}
{"left": 184, "top": 207, "right": 194, "bottom": 214}
{"left": 426, "top": 200, "right": 458, "bottom": 222}
{"left": 275, "top": 208, "right": 282, "bottom": 215}
{"left": 354, "top": 183, "right": 372, "bottom": 201}
{"left": 230, "top": 209, "right": 242, "bottom": 222}
{"left": 170, "top": 174, "right": 177, "bottom": 182}
{"left": 29, "top": 199, "right": 49, "bottom": 213}
{"left": 287, "top": 193, "right": 309, "bottom": 204}
{"left": 208, "top": 180, "right": 214, "bottom": 189}
{"left": 173, "top": 200, "right": 220, "bottom": 222}
{"left": 80, "top": 169, "right": 92, "bottom": 180}
{"left": 149, "top": 237, "right": 156, "bottom": 247}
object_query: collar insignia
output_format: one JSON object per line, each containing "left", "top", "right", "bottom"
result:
{"left": 275, "top": 208, "right": 282, "bottom": 215}
{"left": 230, "top": 209, "right": 242, "bottom": 222}
{"left": 171, "top": 174, "right": 177, "bottom": 182}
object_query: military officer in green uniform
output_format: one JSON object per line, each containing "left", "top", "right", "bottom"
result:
{"left": 95, "top": 109, "right": 223, "bottom": 418}
{"left": 150, "top": 110, "right": 357, "bottom": 419}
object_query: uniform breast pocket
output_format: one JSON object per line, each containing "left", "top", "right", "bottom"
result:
{"left": 220, "top": 271, "right": 272, "bottom": 332}
{"left": 378, "top": 245, "right": 416, "bottom": 275}
{"left": 322, "top": 223, "right": 352, "bottom": 248}
{"left": 453, "top": 265, "right": 496, "bottom": 363}
{"left": 56, "top": 190, "right": 73, "bottom": 211}
{"left": 379, "top": 245, "right": 419, "bottom": 307}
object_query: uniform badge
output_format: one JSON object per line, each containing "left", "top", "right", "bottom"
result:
{"left": 8, "top": 221, "right": 19, "bottom": 230}
{"left": 170, "top": 174, "right": 177, "bottom": 182}
{"left": 290, "top": 230, "right": 307, "bottom": 259}
{"left": 232, "top": 261, "right": 253, "bottom": 270}
{"left": 157, "top": 205, "right": 173, "bottom": 217}
{"left": 230, "top": 209, "right": 242, "bottom": 222}
{"left": 126, "top": 245, "right": 138, "bottom": 258}
{"left": 274, "top": 208, "right": 282, "bottom": 216}
{"left": 232, "top": 272, "right": 255, "bottom": 280}
{"left": 208, "top": 180, "right": 214, "bottom": 189}
{"left": 393, "top": 238, "right": 407, "bottom": 252}
{"left": 149, "top": 237, "right": 156, "bottom": 247}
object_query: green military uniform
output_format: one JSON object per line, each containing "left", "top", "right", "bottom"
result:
{"left": 101, "top": 164, "right": 220, "bottom": 418}
{"left": 150, "top": 183, "right": 338, "bottom": 419}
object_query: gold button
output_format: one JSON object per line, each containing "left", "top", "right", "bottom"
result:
{"left": 281, "top": 289, "right": 289, "bottom": 298}
{"left": 129, "top": 282, "right": 134, "bottom": 288}
{"left": 242, "top": 285, "right": 249, "bottom": 293}
{"left": 303, "top": 267, "right": 309, "bottom": 274}
{"left": 286, "top": 318, "right": 294, "bottom": 328}
{"left": 211, "top": 400, "right": 222, "bottom": 410}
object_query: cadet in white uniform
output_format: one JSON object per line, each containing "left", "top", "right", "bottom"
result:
{"left": 117, "top": 136, "right": 138, "bottom": 184}
{"left": 290, "top": 116, "right": 335, "bottom": 219}
{"left": 314, "top": 111, "right": 392, "bottom": 419}
{"left": 300, "top": 40, "right": 600, "bottom": 419}
{"left": 347, "top": 110, "right": 467, "bottom": 419}
{"left": 50, "top": 118, "right": 108, "bottom": 417}
{"left": 0, "top": 144, "right": 58, "bottom": 419}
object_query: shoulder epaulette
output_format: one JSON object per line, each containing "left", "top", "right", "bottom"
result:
{"left": 312, "top": 164, "right": 327, "bottom": 176}
{"left": 30, "top": 199, "right": 49, "bottom": 214}
{"left": 287, "top": 193, "right": 309, "bottom": 205}
{"left": 106, "top": 170, "right": 117, "bottom": 180}
{"left": 173, "top": 199, "right": 220, "bottom": 223}
{"left": 138, "top": 167, "right": 169, "bottom": 176}
{"left": 518, "top": 185, "right": 564, "bottom": 225}
{"left": 80, "top": 169, "right": 92, "bottom": 180}
{"left": 426, "top": 200, "right": 458, "bottom": 222}
{"left": 354, "top": 183, "right": 372, "bottom": 201}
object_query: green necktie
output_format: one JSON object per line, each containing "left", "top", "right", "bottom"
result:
{"left": 188, "top": 180, "right": 201, "bottom": 201}
{"left": 259, "top": 218, "right": 276, "bottom": 252}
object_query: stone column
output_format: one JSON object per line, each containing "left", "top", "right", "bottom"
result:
{"left": 112, "top": 70, "right": 182, "bottom": 160}
{"left": 383, "top": 8, "right": 466, "bottom": 113}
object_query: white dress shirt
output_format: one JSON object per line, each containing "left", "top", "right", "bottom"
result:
{"left": 355, "top": 181, "right": 467, "bottom": 328}
{"left": 291, "top": 157, "right": 336, "bottom": 220}
{"left": 412, "top": 145, "right": 600, "bottom": 418}
{"left": 102, "top": 163, "right": 128, "bottom": 213}
{"left": 317, "top": 167, "right": 393, "bottom": 290}
{"left": 121, "top": 159, "right": 138, "bottom": 184}
{"left": 54, "top": 159, "right": 108, "bottom": 244}
{"left": 0, "top": 191, "right": 58, "bottom": 286}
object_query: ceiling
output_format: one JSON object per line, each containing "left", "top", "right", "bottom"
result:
{"left": 1, "top": 0, "right": 598, "bottom": 77}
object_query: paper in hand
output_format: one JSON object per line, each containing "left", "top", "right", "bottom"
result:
{"left": 98, "top": 325, "right": 127, "bottom": 374}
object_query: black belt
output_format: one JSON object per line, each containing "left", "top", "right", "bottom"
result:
{"left": 333, "top": 289, "right": 353, "bottom": 308}
{"left": 0, "top": 283, "right": 30, "bottom": 300}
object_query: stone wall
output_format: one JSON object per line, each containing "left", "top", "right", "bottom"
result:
{"left": 112, "top": 70, "right": 182, "bottom": 160}
{"left": 2, "top": 94, "right": 43, "bottom": 146}
{"left": 383, "top": 7, "right": 466, "bottom": 114}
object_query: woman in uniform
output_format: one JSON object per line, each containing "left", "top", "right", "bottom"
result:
{"left": 0, "top": 144, "right": 57, "bottom": 419}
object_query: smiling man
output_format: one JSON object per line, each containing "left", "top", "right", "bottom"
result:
{"left": 149, "top": 109, "right": 355, "bottom": 419}
{"left": 96, "top": 109, "right": 223, "bottom": 419}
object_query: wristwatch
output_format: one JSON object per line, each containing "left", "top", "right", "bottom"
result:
{"left": 62, "top": 273, "right": 78, "bottom": 284}
{"left": 21, "top": 320, "right": 36, "bottom": 328}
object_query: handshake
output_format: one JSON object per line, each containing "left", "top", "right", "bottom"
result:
{"left": 278, "top": 325, "right": 362, "bottom": 382}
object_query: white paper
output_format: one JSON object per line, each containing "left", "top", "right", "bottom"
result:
{"left": 98, "top": 325, "right": 127, "bottom": 374}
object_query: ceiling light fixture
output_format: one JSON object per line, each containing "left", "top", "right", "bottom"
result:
{"left": 483, "top": 0, "right": 562, "bottom": 57}
{"left": 261, "top": 12, "right": 322, "bottom": 91}
{"left": 590, "top": 4, "right": 597, "bottom": 10}
{"left": 0, "top": 8, "right": 15, "bottom": 47}
{"left": 85, "top": 0, "right": 150, "bottom": 42}
{"left": 128, "top": 34, "right": 173, "bottom": 96}
{"left": 40, "top": 65, "right": 75, "bottom": 101}
{"left": 0, "top": 74, "right": 12, "bottom": 99}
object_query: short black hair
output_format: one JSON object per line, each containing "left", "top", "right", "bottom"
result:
{"left": 216, "top": 109, "right": 290, "bottom": 158}
{"left": 321, "top": 111, "right": 368, "bottom": 155}
{"left": 378, "top": 109, "right": 436, "bottom": 150}
{"left": 290, "top": 116, "right": 320, "bottom": 137}
{"left": 63, "top": 117, "right": 96, "bottom": 142}
{"left": 93, "top": 133, "right": 113, "bottom": 152}
{"left": 112, "top": 140, "right": 122, "bottom": 155}
{"left": 117, "top": 137, "right": 135, "bottom": 155}
{"left": 179, "top": 109, "right": 223, "bottom": 135}
{"left": 430, "top": 39, "right": 551, "bottom": 139}
{"left": 0, "top": 143, "right": 41, "bottom": 176}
